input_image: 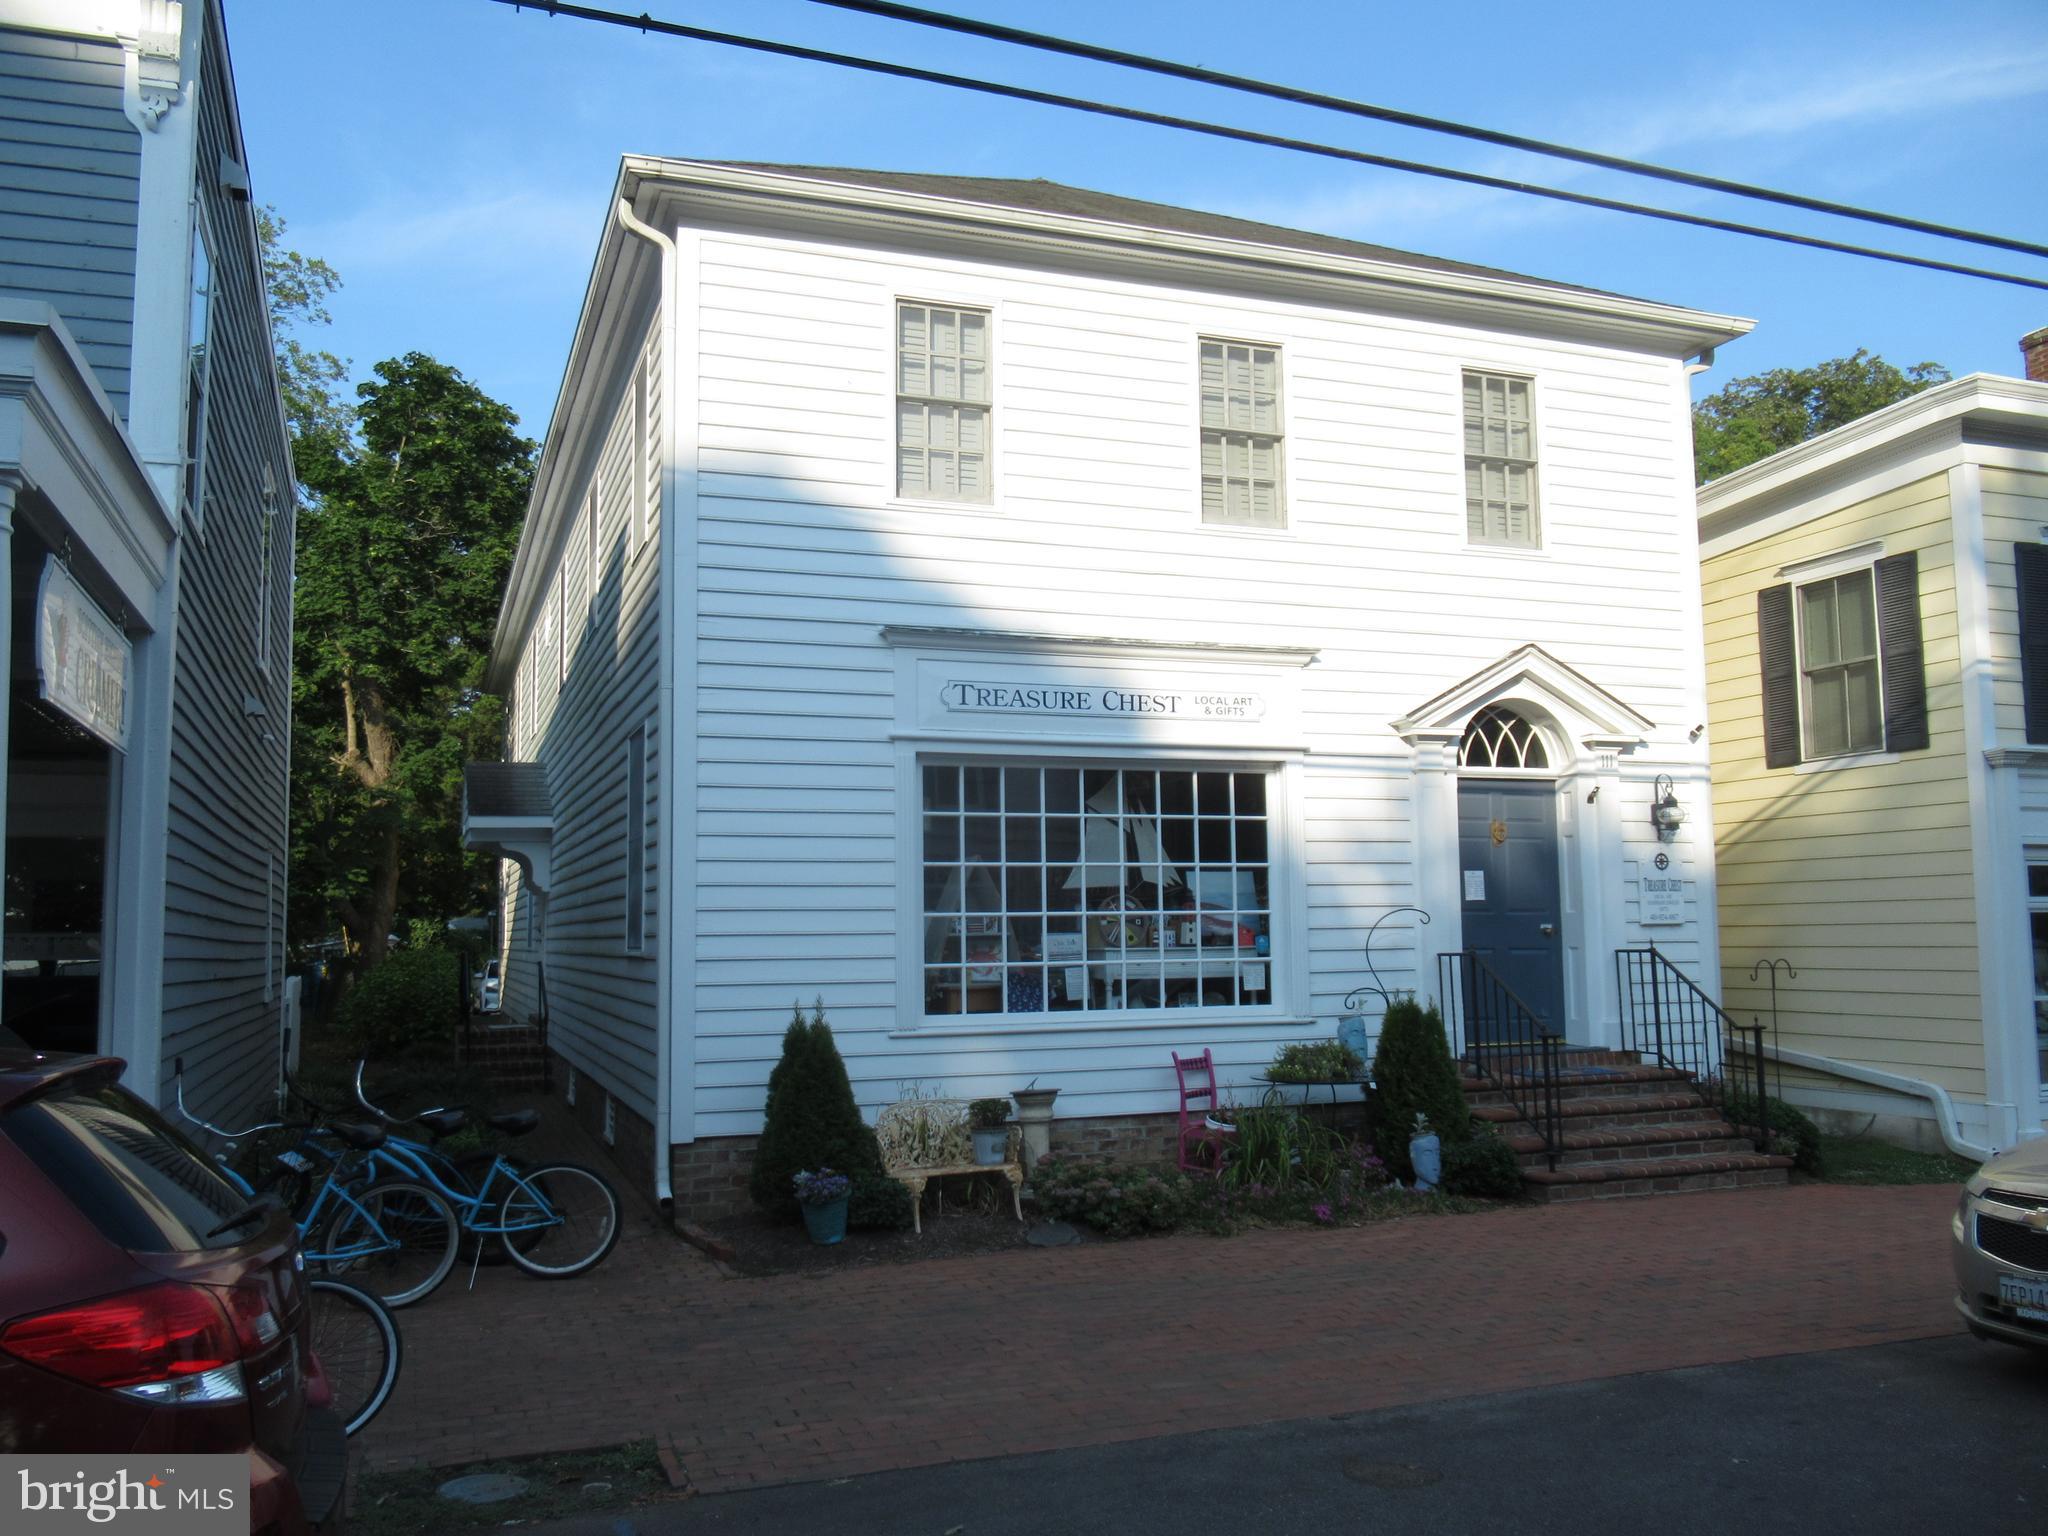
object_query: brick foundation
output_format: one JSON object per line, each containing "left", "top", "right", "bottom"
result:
{"left": 545, "top": 1048, "right": 658, "bottom": 1203}
{"left": 668, "top": 1102, "right": 1372, "bottom": 1225}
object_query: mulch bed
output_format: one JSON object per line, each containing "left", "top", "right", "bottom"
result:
{"left": 715, "top": 1183, "right": 1082, "bottom": 1276}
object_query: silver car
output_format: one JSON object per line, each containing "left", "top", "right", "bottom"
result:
{"left": 1953, "top": 1138, "right": 2048, "bottom": 1349}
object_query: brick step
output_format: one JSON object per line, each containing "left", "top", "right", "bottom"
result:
{"left": 1507, "top": 1126, "right": 1760, "bottom": 1170}
{"left": 1469, "top": 1092, "right": 1714, "bottom": 1132}
{"left": 1462, "top": 1047, "right": 1645, "bottom": 1070}
{"left": 1521, "top": 1151, "right": 1795, "bottom": 1202}
{"left": 1461, "top": 1065, "right": 1697, "bottom": 1106}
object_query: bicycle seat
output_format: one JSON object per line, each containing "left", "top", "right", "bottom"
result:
{"left": 414, "top": 1108, "right": 468, "bottom": 1139}
{"left": 329, "top": 1121, "right": 388, "bottom": 1153}
{"left": 487, "top": 1110, "right": 539, "bottom": 1137}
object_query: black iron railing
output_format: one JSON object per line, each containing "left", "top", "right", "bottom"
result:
{"left": 1615, "top": 944, "right": 1776, "bottom": 1155}
{"left": 1437, "top": 950, "right": 1563, "bottom": 1169}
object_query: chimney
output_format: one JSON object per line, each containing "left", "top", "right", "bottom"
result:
{"left": 2024, "top": 326, "right": 2048, "bottom": 383}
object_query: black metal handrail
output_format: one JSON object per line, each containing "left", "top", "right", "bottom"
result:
{"left": 1615, "top": 943, "right": 1777, "bottom": 1155}
{"left": 1437, "top": 950, "right": 1563, "bottom": 1170}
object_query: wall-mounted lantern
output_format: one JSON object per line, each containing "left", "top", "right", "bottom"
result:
{"left": 1650, "top": 774, "right": 1686, "bottom": 841}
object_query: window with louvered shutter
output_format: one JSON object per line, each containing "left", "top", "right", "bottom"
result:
{"left": 1873, "top": 552, "right": 1928, "bottom": 753}
{"left": 1462, "top": 371, "right": 1538, "bottom": 548}
{"left": 1758, "top": 584, "right": 1801, "bottom": 768}
{"left": 1797, "top": 569, "right": 1882, "bottom": 757}
{"left": 1199, "top": 339, "right": 1285, "bottom": 528}
{"left": 897, "top": 302, "right": 991, "bottom": 502}
{"left": 2017, "top": 543, "right": 2048, "bottom": 744}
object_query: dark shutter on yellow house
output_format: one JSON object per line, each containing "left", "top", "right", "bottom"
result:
{"left": 1758, "top": 583, "right": 1800, "bottom": 768}
{"left": 1874, "top": 551, "right": 1928, "bottom": 753}
{"left": 2018, "top": 543, "right": 2048, "bottom": 744}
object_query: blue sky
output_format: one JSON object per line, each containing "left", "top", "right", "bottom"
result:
{"left": 229, "top": 0, "right": 2048, "bottom": 444}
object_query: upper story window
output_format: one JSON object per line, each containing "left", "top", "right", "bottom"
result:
{"left": 1797, "top": 570, "right": 1881, "bottom": 758}
{"left": 1463, "top": 371, "right": 1538, "bottom": 548}
{"left": 896, "top": 302, "right": 990, "bottom": 502}
{"left": 1199, "top": 339, "right": 1284, "bottom": 528}
{"left": 1757, "top": 551, "right": 1927, "bottom": 769}
{"left": 184, "top": 219, "right": 215, "bottom": 524}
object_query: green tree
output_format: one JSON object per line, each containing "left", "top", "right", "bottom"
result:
{"left": 290, "top": 353, "right": 535, "bottom": 966}
{"left": 1692, "top": 349, "right": 1950, "bottom": 482}
{"left": 256, "top": 206, "right": 353, "bottom": 449}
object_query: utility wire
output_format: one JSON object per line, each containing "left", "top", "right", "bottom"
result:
{"left": 802, "top": 0, "right": 2048, "bottom": 264}
{"left": 488, "top": 0, "right": 2048, "bottom": 294}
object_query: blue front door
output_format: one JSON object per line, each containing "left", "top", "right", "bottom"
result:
{"left": 1457, "top": 779, "right": 1565, "bottom": 1036}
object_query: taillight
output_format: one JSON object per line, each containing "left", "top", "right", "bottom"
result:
{"left": 0, "top": 1282, "right": 249, "bottom": 1404}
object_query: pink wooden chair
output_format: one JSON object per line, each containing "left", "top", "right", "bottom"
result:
{"left": 1173, "top": 1049, "right": 1230, "bottom": 1173}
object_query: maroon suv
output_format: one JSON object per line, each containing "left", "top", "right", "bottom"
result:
{"left": 0, "top": 1050, "right": 346, "bottom": 1533}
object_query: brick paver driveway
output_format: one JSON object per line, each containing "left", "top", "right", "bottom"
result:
{"left": 354, "top": 1161, "right": 1961, "bottom": 1495}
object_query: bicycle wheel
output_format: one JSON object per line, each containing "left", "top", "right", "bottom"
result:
{"left": 317, "top": 1178, "right": 459, "bottom": 1308}
{"left": 500, "top": 1162, "right": 620, "bottom": 1279}
{"left": 452, "top": 1152, "right": 540, "bottom": 1264}
{"left": 305, "top": 1279, "right": 401, "bottom": 1436}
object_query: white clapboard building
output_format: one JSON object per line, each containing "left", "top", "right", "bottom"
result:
{"left": 466, "top": 160, "right": 1752, "bottom": 1212}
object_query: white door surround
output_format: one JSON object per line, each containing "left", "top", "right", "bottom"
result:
{"left": 1394, "top": 645, "right": 1652, "bottom": 1046}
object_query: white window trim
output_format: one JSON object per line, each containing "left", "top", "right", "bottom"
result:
{"left": 623, "top": 724, "right": 649, "bottom": 956}
{"left": 1196, "top": 332, "right": 1289, "bottom": 533}
{"left": 1459, "top": 366, "right": 1542, "bottom": 552}
{"left": 890, "top": 742, "right": 1307, "bottom": 1036}
{"left": 1791, "top": 562, "right": 1886, "bottom": 762}
{"left": 890, "top": 294, "right": 998, "bottom": 511}
{"left": 182, "top": 205, "right": 217, "bottom": 539}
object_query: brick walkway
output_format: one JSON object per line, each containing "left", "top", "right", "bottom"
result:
{"left": 354, "top": 1144, "right": 1960, "bottom": 1494}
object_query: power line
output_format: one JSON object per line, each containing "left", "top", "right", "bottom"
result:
{"left": 802, "top": 0, "right": 2048, "bottom": 264}
{"left": 487, "top": 0, "right": 2048, "bottom": 294}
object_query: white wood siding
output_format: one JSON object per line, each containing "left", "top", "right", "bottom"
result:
{"left": 504, "top": 321, "right": 665, "bottom": 1121}
{"left": 683, "top": 227, "right": 1710, "bottom": 1136}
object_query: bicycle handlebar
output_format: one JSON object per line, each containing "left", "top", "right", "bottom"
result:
{"left": 173, "top": 1071, "right": 285, "bottom": 1142}
{"left": 353, "top": 1059, "right": 450, "bottom": 1127}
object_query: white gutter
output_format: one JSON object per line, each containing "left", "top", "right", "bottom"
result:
{"left": 1761, "top": 1041, "right": 1993, "bottom": 1160}
{"left": 613, "top": 193, "right": 677, "bottom": 1215}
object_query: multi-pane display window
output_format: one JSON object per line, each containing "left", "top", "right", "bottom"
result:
{"left": 1798, "top": 570, "right": 1882, "bottom": 758}
{"left": 1462, "top": 371, "right": 1538, "bottom": 547}
{"left": 922, "top": 763, "right": 1276, "bottom": 1018}
{"left": 897, "top": 302, "right": 991, "bottom": 501}
{"left": 1199, "top": 339, "right": 1284, "bottom": 528}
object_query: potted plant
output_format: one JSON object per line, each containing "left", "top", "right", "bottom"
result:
{"left": 792, "top": 1167, "right": 853, "bottom": 1245}
{"left": 1204, "top": 1100, "right": 1239, "bottom": 1134}
{"left": 967, "top": 1098, "right": 1012, "bottom": 1165}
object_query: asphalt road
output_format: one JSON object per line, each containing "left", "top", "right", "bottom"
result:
{"left": 529, "top": 1335, "right": 2047, "bottom": 1536}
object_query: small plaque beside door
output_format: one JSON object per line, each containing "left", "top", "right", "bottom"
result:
{"left": 1463, "top": 869, "right": 1485, "bottom": 902}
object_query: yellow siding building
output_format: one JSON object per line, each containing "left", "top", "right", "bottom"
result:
{"left": 1698, "top": 374, "right": 2048, "bottom": 1154}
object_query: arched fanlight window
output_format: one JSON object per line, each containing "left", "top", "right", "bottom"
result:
{"left": 1459, "top": 704, "right": 1549, "bottom": 770}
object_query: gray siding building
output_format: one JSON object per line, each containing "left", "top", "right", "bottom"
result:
{"left": 0, "top": 0, "right": 293, "bottom": 1125}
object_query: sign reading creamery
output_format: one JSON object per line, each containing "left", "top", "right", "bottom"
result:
{"left": 35, "top": 558, "right": 130, "bottom": 752}
{"left": 940, "top": 680, "right": 1265, "bottom": 722}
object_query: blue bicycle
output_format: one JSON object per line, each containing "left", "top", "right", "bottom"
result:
{"left": 176, "top": 1075, "right": 462, "bottom": 1310}
{"left": 348, "top": 1061, "right": 621, "bottom": 1280}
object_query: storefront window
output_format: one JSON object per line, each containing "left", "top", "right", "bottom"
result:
{"left": 922, "top": 763, "right": 1274, "bottom": 1017}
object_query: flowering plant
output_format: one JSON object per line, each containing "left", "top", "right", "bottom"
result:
{"left": 791, "top": 1167, "right": 852, "bottom": 1207}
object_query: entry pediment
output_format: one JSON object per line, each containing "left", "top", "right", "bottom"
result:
{"left": 1392, "top": 644, "right": 1652, "bottom": 751}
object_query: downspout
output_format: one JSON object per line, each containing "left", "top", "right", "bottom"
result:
{"left": 1761, "top": 1041, "right": 1992, "bottom": 1161}
{"left": 614, "top": 194, "right": 678, "bottom": 1216}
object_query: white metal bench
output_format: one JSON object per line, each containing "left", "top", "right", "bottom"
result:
{"left": 876, "top": 1097, "right": 1024, "bottom": 1236}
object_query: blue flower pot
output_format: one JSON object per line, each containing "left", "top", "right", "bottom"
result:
{"left": 801, "top": 1195, "right": 850, "bottom": 1245}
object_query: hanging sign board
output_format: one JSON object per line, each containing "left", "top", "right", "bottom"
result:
{"left": 36, "top": 558, "right": 130, "bottom": 751}
{"left": 940, "top": 679, "right": 1265, "bottom": 722}
{"left": 1638, "top": 851, "right": 1685, "bottom": 927}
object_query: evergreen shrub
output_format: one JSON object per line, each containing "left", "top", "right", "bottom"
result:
{"left": 1368, "top": 997, "right": 1472, "bottom": 1184}
{"left": 749, "top": 1001, "right": 886, "bottom": 1221}
{"left": 1439, "top": 1127, "right": 1525, "bottom": 1199}
{"left": 1720, "top": 1087, "right": 1823, "bottom": 1174}
{"left": 847, "top": 1173, "right": 915, "bottom": 1231}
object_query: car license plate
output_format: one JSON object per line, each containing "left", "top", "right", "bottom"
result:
{"left": 1997, "top": 1275, "right": 2048, "bottom": 1320}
